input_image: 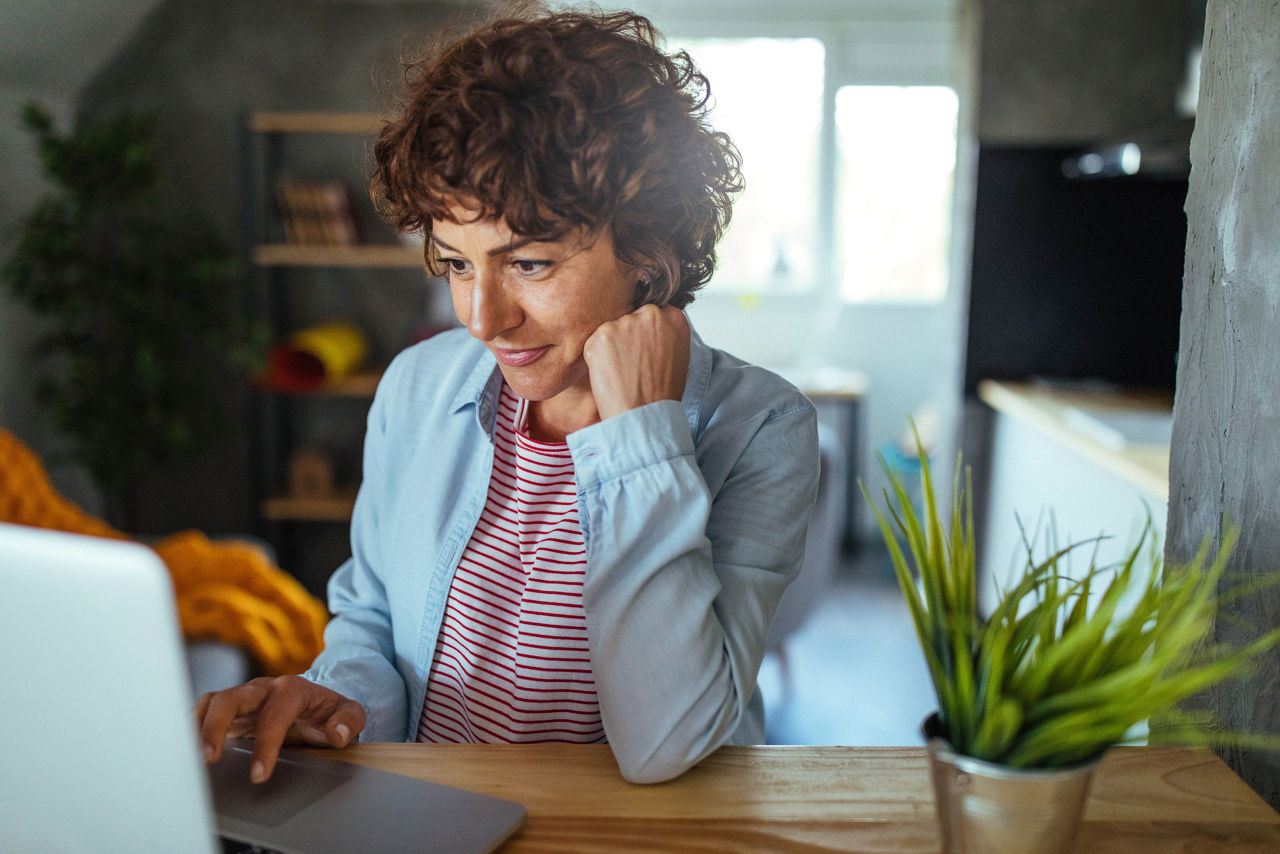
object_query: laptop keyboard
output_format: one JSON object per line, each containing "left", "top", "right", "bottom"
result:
{"left": 219, "top": 837, "right": 286, "bottom": 854}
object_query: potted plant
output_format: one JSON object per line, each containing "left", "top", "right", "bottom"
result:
{"left": 3, "top": 102, "right": 264, "bottom": 531}
{"left": 862, "top": 428, "right": 1280, "bottom": 854}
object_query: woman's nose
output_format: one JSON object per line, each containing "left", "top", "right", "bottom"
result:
{"left": 466, "top": 272, "right": 521, "bottom": 341}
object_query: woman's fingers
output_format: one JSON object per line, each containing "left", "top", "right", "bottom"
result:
{"left": 195, "top": 676, "right": 366, "bottom": 783}
{"left": 247, "top": 676, "right": 314, "bottom": 783}
{"left": 197, "top": 678, "right": 271, "bottom": 763}
{"left": 193, "top": 691, "right": 212, "bottom": 728}
{"left": 324, "top": 699, "right": 368, "bottom": 748}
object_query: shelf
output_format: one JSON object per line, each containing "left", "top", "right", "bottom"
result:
{"left": 315, "top": 371, "right": 382, "bottom": 397}
{"left": 255, "top": 370, "right": 383, "bottom": 398}
{"left": 254, "top": 244, "right": 425, "bottom": 268}
{"left": 246, "top": 110, "right": 436, "bottom": 565}
{"left": 248, "top": 111, "right": 384, "bottom": 134}
{"left": 261, "top": 492, "right": 357, "bottom": 522}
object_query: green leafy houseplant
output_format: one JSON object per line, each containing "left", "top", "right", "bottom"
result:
{"left": 3, "top": 102, "right": 264, "bottom": 530}
{"left": 862, "top": 431, "right": 1280, "bottom": 769}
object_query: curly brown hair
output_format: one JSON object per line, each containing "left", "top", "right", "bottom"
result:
{"left": 371, "top": 5, "right": 742, "bottom": 308}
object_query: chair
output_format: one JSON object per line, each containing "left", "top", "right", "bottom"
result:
{"left": 0, "top": 428, "right": 327, "bottom": 681}
{"left": 765, "top": 420, "right": 848, "bottom": 701}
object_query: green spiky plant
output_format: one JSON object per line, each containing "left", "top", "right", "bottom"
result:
{"left": 862, "top": 428, "right": 1280, "bottom": 768}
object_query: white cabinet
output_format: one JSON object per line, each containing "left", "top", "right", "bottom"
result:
{"left": 976, "top": 380, "right": 1171, "bottom": 614}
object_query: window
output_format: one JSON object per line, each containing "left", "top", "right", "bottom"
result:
{"left": 668, "top": 37, "right": 826, "bottom": 293}
{"left": 668, "top": 17, "right": 957, "bottom": 304}
{"left": 836, "top": 85, "right": 958, "bottom": 303}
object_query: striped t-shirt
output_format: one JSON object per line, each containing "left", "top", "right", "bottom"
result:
{"left": 417, "top": 383, "right": 603, "bottom": 743}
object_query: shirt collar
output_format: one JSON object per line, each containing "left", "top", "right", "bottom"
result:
{"left": 450, "top": 345, "right": 503, "bottom": 436}
{"left": 449, "top": 315, "right": 712, "bottom": 439}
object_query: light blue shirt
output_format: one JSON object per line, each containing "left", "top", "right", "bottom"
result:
{"left": 304, "top": 325, "right": 819, "bottom": 783}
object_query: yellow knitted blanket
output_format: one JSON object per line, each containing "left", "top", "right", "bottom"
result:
{"left": 0, "top": 427, "right": 328, "bottom": 675}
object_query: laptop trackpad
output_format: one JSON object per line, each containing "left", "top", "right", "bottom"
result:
{"left": 209, "top": 745, "right": 349, "bottom": 827}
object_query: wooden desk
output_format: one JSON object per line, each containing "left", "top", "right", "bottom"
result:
{"left": 312, "top": 743, "right": 1280, "bottom": 852}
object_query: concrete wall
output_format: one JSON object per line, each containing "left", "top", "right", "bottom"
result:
{"left": 0, "top": 93, "right": 107, "bottom": 517}
{"left": 977, "top": 0, "right": 1192, "bottom": 145}
{"left": 1, "top": 0, "right": 166, "bottom": 518}
{"left": 62, "top": 0, "right": 472, "bottom": 538}
{"left": 1167, "top": 0, "right": 1280, "bottom": 808}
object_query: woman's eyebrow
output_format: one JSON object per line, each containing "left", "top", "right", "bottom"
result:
{"left": 428, "top": 234, "right": 542, "bottom": 257}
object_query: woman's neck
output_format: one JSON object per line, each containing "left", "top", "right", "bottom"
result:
{"left": 525, "top": 389, "right": 600, "bottom": 443}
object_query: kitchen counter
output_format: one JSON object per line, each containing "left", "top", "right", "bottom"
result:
{"left": 974, "top": 379, "right": 1174, "bottom": 612}
{"left": 977, "top": 379, "right": 1173, "bottom": 499}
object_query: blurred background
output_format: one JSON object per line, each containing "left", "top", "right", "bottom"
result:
{"left": 0, "top": 0, "right": 1210, "bottom": 745}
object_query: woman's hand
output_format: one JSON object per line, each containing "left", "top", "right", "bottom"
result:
{"left": 583, "top": 304, "right": 690, "bottom": 421}
{"left": 195, "top": 675, "right": 366, "bottom": 783}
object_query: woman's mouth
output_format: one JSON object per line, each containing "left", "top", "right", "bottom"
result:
{"left": 493, "top": 346, "right": 549, "bottom": 367}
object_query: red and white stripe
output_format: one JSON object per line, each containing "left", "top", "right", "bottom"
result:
{"left": 418, "top": 384, "right": 603, "bottom": 744}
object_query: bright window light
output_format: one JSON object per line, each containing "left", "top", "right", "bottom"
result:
{"left": 670, "top": 37, "right": 825, "bottom": 292}
{"left": 836, "top": 85, "right": 959, "bottom": 303}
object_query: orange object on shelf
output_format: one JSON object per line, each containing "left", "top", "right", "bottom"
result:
{"left": 0, "top": 427, "right": 328, "bottom": 675}
{"left": 264, "top": 320, "right": 370, "bottom": 392}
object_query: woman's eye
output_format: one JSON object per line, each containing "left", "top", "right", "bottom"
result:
{"left": 513, "top": 259, "right": 551, "bottom": 275}
{"left": 443, "top": 258, "right": 470, "bottom": 275}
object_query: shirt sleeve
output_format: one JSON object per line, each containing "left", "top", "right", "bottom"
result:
{"left": 302, "top": 367, "right": 409, "bottom": 743}
{"left": 568, "top": 396, "right": 820, "bottom": 783}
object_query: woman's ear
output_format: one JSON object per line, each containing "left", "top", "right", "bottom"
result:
{"left": 632, "top": 271, "right": 658, "bottom": 309}
{"left": 630, "top": 260, "right": 660, "bottom": 308}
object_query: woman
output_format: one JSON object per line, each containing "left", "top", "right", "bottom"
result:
{"left": 197, "top": 6, "right": 819, "bottom": 785}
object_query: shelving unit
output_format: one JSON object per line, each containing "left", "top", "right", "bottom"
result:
{"left": 243, "top": 110, "right": 437, "bottom": 576}
{"left": 248, "top": 111, "right": 384, "bottom": 134}
{"left": 253, "top": 244, "right": 423, "bottom": 268}
{"left": 261, "top": 491, "right": 359, "bottom": 523}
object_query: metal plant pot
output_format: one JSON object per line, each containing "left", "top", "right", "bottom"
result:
{"left": 923, "top": 715, "right": 1100, "bottom": 854}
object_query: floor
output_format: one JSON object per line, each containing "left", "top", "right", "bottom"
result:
{"left": 758, "top": 545, "right": 938, "bottom": 746}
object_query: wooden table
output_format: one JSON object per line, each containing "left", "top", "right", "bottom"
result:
{"left": 313, "top": 743, "right": 1280, "bottom": 852}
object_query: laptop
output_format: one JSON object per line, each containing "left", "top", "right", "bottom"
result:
{"left": 0, "top": 522, "right": 525, "bottom": 853}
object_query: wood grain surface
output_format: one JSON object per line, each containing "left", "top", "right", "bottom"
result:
{"left": 306, "top": 744, "right": 1280, "bottom": 852}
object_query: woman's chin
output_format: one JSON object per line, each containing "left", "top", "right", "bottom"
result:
{"left": 497, "top": 369, "right": 561, "bottom": 403}
{"left": 497, "top": 361, "right": 589, "bottom": 405}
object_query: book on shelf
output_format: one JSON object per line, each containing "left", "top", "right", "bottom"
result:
{"left": 275, "top": 178, "right": 361, "bottom": 246}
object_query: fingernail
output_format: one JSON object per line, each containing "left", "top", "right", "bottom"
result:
{"left": 250, "top": 761, "right": 266, "bottom": 784}
{"left": 203, "top": 743, "right": 215, "bottom": 763}
{"left": 335, "top": 724, "right": 350, "bottom": 745}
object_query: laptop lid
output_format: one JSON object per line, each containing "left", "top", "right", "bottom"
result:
{"left": 0, "top": 522, "right": 526, "bottom": 854}
{"left": 0, "top": 522, "right": 219, "bottom": 853}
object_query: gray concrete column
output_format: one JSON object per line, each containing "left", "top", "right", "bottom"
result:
{"left": 1167, "top": 0, "right": 1280, "bottom": 808}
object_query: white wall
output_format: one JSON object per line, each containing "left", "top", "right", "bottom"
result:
{"left": 657, "top": 0, "right": 969, "bottom": 542}
{"left": 687, "top": 293, "right": 960, "bottom": 541}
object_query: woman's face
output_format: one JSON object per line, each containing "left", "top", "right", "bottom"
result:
{"left": 432, "top": 204, "right": 639, "bottom": 406}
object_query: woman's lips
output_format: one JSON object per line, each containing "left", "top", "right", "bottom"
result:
{"left": 493, "top": 346, "right": 549, "bottom": 367}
